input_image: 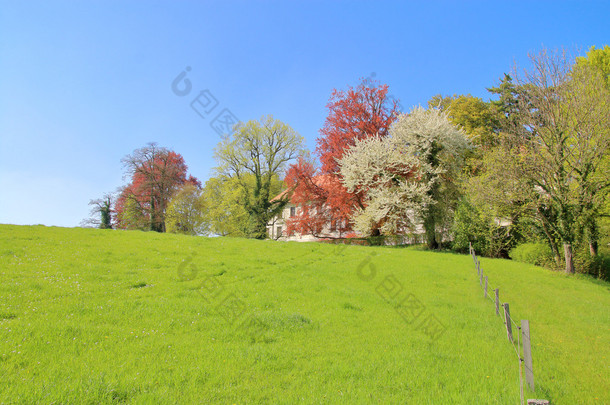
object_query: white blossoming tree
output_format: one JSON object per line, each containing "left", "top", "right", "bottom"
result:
{"left": 339, "top": 106, "right": 470, "bottom": 244}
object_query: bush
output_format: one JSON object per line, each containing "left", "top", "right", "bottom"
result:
{"left": 594, "top": 254, "right": 610, "bottom": 281}
{"left": 451, "top": 198, "right": 516, "bottom": 258}
{"left": 320, "top": 234, "right": 423, "bottom": 247}
{"left": 573, "top": 248, "right": 610, "bottom": 280}
{"left": 509, "top": 243, "right": 555, "bottom": 267}
{"left": 451, "top": 199, "right": 489, "bottom": 254}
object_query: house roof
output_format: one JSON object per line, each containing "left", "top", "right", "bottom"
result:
{"left": 270, "top": 187, "right": 294, "bottom": 202}
{"left": 270, "top": 174, "right": 334, "bottom": 203}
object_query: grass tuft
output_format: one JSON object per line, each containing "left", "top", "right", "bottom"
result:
{"left": 342, "top": 302, "right": 362, "bottom": 311}
{"left": 129, "top": 282, "right": 147, "bottom": 289}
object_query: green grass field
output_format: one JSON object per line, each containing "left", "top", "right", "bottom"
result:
{"left": 0, "top": 225, "right": 608, "bottom": 404}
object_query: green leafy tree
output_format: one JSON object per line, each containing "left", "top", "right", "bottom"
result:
{"left": 166, "top": 184, "right": 207, "bottom": 235}
{"left": 461, "top": 143, "right": 532, "bottom": 257}
{"left": 485, "top": 48, "right": 610, "bottom": 272}
{"left": 428, "top": 94, "right": 500, "bottom": 180}
{"left": 568, "top": 62, "right": 610, "bottom": 257}
{"left": 427, "top": 94, "right": 454, "bottom": 112}
{"left": 200, "top": 176, "right": 249, "bottom": 237}
{"left": 455, "top": 74, "right": 541, "bottom": 260}
{"left": 576, "top": 45, "right": 610, "bottom": 88}
{"left": 201, "top": 174, "right": 285, "bottom": 237}
{"left": 429, "top": 94, "right": 499, "bottom": 149}
{"left": 115, "top": 195, "right": 147, "bottom": 230}
{"left": 575, "top": 45, "right": 610, "bottom": 256}
{"left": 214, "top": 115, "right": 304, "bottom": 239}
{"left": 452, "top": 197, "right": 517, "bottom": 258}
{"left": 487, "top": 74, "right": 527, "bottom": 136}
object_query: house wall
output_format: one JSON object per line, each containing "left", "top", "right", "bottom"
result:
{"left": 266, "top": 204, "right": 345, "bottom": 242}
{"left": 267, "top": 204, "right": 429, "bottom": 243}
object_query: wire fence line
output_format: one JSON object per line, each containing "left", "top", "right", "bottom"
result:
{"left": 468, "top": 243, "right": 545, "bottom": 405}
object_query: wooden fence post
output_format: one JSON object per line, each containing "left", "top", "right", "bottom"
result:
{"left": 495, "top": 289, "right": 499, "bottom": 315}
{"left": 504, "top": 303, "right": 513, "bottom": 342}
{"left": 480, "top": 268, "right": 483, "bottom": 287}
{"left": 522, "top": 320, "right": 534, "bottom": 391}
{"left": 484, "top": 276, "right": 488, "bottom": 298}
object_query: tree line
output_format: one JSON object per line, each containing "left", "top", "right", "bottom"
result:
{"left": 84, "top": 46, "right": 610, "bottom": 277}
{"left": 83, "top": 116, "right": 304, "bottom": 239}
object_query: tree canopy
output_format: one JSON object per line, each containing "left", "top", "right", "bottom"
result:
{"left": 115, "top": 143, "right": 199, "bottom": 232}
{"left": 339, "top": 106, "right": 469, "bottom": 242}
{"left": 214, "top": 115, "right": 304, "bottom": 238}
{"left": 90, "top": 44, "right": 610, "bottom": 277}
{"left": 286, "top": 78, "right": 400, "bottom": 237}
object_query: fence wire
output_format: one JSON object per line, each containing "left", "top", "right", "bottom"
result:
{"left": 469, "top": 244, "right": 526, "bottom": 405}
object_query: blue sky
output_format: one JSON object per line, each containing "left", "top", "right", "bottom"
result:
{"left": 1, "top": 1, "right": 609, "bottom": 227}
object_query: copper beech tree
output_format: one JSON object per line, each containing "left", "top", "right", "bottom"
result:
{"left": 285, "top": 79, "right": 400, "bottom": 238}
{"left": 114, "top": 143, "right": 200, "bottom": 232}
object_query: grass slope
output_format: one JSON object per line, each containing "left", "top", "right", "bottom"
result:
{"left": 0, "top": 225, "right": 608, "bottom": 404}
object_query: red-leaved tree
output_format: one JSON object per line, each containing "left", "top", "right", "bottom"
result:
{"left": 114, "top": 143, "right": 200, "bottom": 232}
{"left": 285, "top": 79, "right": 400, "bottom": 237}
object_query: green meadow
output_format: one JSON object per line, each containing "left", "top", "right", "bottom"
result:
{"left": 0, "top": 225, "right": 608, "bottom": 404}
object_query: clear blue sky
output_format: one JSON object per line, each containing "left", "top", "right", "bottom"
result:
{"left": 1, "top": 1, "right": 608, "bottom": 227}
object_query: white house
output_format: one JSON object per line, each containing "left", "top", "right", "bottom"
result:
{"left": 266, "top": 177, "right": 428, "bottom": 243}
{"left": 266, "top": 200, "right": 348, "bottom": 241}
{"left": 266, "top": 182, "right": 349, "bottom": 241}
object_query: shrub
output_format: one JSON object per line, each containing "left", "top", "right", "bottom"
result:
{"left": 509, "top": 243, "right": 554, "bottom": 267}
{"left": 451, "top": 198, "right": 516, "bottom": 258}
{"left": 573, "top": 248, "right": 610, "bottom": 280}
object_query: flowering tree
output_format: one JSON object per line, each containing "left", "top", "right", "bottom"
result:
{"left": 339, "top": 134, "right": 430, "bottom": 236}
{"left": 339, "top": 107, "right": 469, "bottom": 242}
{"left": 285, "top": 79, "right": 399, "bottom": 237}
{"left": 391, "top": 107, "right": 470, "bottom": 248}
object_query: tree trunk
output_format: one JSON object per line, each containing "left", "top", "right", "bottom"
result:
{"left": 423, "top": 202, "right": 439, "bottom": 250}
{"left": 589, "top": 241, "right": 598, "bottom": 257}
{"left": 537, "top": 208, "right": 561, "bottom": 266}
{"left": 424, "top": 213, "right": 438, "bottom": 250}
{"left": 251, "top": 213, "right": 268, "bottom": 240}
{"left": 563, "top": 243, "right": 575, "bottom": 274}
{"left": 587, "top": 219, "right": 598, "bottom": 257}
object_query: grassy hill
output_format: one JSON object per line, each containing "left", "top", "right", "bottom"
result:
{"left": 0, "top": 225, "right": 608, "bottom": 404}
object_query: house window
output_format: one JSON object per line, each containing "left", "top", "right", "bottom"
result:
{"left": 276, "top": 226, "right": 283, "bottom": 238}
{"left": 290, "top": 207, "right": 296, "bottom": 217}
